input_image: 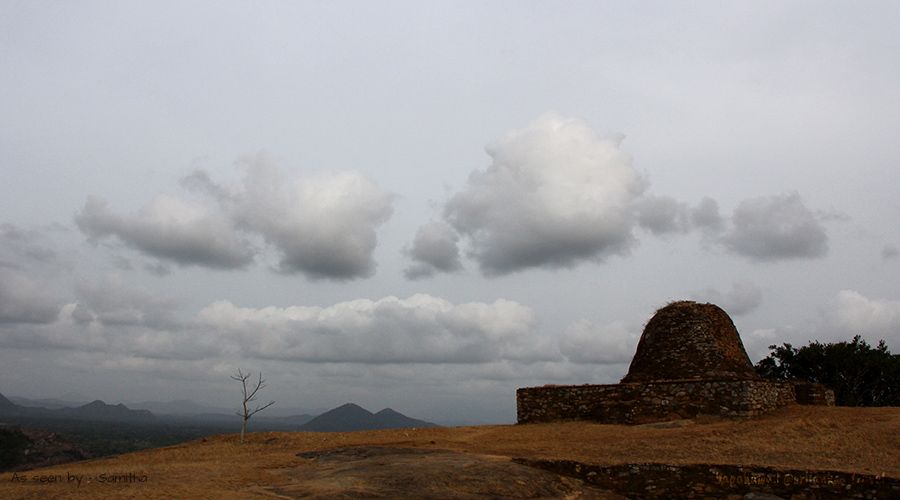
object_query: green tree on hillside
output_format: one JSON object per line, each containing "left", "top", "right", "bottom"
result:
{"left": 755, "top": 335, "right": 900, "bottom": 406}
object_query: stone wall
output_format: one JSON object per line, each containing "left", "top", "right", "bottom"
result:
{"left": 793, "top": 382, "right": 836, "bottom": 406}
{"left": 516, "top": 380, "right": 797, "bottom": 424}
{"left": 623, "top": 301, "right": 760, "bottom": 383}
{"left": 514, "top": 459, "right": 899, "bottom": 499}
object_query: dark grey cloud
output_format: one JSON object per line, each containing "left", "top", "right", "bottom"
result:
{"left": 440, "top": 114, "right": 647, "bottom": 276}
{"left": 635, "top": 195, "right": 691, "bottom": 235}
{"left": 882, "top": 244, "right": 899, "bottom": 260}
{"left": 0, "top": 223, "right": 58, "bottom": 264}
{"left": 403, "top": 221, "right": 462, "bottom": 279}
{"left": 689, "top": 282, "right": 763, "bottom": 316}
{"left": 143, "top": 261, "right": 172, "bottom": 276}
{"left": 722, "top": 191, "right": 828, "bottom": 261}
{"left": 690, "top": 197, "right": 725, "bottom": 233}
{"left": 180, "top": 169, "right": 232, "bottom": 202}
{"left": 636, "top": 196, "right": 728, "bottom": 237}
{"left": 0, "top": 224, "right": 66, "bottom": 324}
{"left": 0, "top": 277, "right": 210, "bottom": 360}
{"left": 110, "top": 255, "right": 134, "bottom": 271}
{"left": 75, "top": 195, "right": 256, "bottom": 269}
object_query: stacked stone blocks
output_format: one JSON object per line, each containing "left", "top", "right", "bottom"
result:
{"left": 517, "top": 301, "right": 833, "bottom": 425}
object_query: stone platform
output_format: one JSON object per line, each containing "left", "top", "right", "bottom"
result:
{"left": 516, "top": 300, "right": 835, "bottom": 425}
{"left": 517, "top": 379, "right": 798, "bottom": 425}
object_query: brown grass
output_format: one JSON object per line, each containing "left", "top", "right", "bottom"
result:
{"left": 1, "top": 405, "right": 897, "bottom": 499}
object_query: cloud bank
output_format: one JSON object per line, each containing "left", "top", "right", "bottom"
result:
{"left": 1, "top": 288, "right": 557, "bottom": 367}
{"left": 196, "top": 294, "right": 552, "bottom": 364}
{"left": 406, "top": 115, "right": 831, "bottom": 278}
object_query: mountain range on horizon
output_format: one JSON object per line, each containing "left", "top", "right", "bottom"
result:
{"left": 0, "top": 393, "right": 155, "bottom": 422}
{"left": 10, "top": 395, "right": 326, "bottom": 419}
{"left": 0, "top": 392, "right": 439, "bottom": 473}
{"left": 298, "top": 402, "right": 439, "bottom": 432}
{"left": 0, "top": 392, "right": 16, "bottom": 411}
{"left": 0, "top": 392, "right": 438, "bottom": 432}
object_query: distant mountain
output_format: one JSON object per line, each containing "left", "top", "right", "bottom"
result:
{"left": 299, "top": 403, "right": 438, "bottom": 432}
{"left": 252, "top": 413, "right": 315, "bottom": 431}
{"left": 128, "top": 399, "right": 321, "bottom": 418}
{"left": 9, "top": 396, "right": 87, "bottom": 410}
{"left": 158, "top": 411, "right": 314, "bottom": 433}
{"left": 0, "top": 393, "right": 17, "bottom": 413}
{"left": 57, "top": 400, "right": 155, "bottom": 422}
{"left": 371, "top": 408, "right": 437, "bottom": 430}
{"left": 0, "top": 393, "right": 154, "bottom": 423}
{"left": 258, "top": 405, "right": 329, "bottom": 418}
{"left": 129, "top": 399, "right": 229, "bottom": 416}
{"left": 299, "top": 403, "right": 374, "bottom": 432}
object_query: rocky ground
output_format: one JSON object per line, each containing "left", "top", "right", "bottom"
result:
{"left": 0, "top": 426, "right": 91, "bottom": 472}
{"left": 0, "top": 406, "right": 897, "bottom": 499}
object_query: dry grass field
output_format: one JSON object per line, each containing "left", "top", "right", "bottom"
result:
{"left": 1, "top": 406, "right": 897, "bottom": 499}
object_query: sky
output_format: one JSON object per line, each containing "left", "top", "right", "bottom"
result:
{"left": 1, "top": 1, "right": 898, "bottom": 424}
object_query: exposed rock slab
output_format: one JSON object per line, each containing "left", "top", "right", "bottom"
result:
{"left": 269, "top": 446, "right": 624, "bottom": 499}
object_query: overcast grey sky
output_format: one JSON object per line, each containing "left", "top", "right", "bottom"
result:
{"left": 1, "top": 1, "right": 898, "bottom": 423}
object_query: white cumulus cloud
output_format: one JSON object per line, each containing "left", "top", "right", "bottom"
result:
{"left": 75, "top": 155, "right": 394, "bottom": 280}
{"left": 439, "top": 113, "right": 647, "bottom": 275}
{"left": 226, "top": 158, "right": 394, "bottom": 279}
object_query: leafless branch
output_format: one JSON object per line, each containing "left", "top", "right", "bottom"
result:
{"left": 231, "top": 368, "right": 276, "bottom": 443}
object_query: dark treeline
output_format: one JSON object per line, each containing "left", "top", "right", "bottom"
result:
{"left": 756, "top": 335, "right": 899, "bottom": 406}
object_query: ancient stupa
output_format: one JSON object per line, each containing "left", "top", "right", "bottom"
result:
{"left": 516, "top": 301, "right": 833, "bottom": 425}
{"left": 621, "top": 301, "right": 759, "bottom": 383}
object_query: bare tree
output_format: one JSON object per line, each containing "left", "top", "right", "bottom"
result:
{"left": 231, "top": 369, "right": 275, "bottom": 444}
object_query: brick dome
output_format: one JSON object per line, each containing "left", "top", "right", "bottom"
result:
{"left": 621, "top": 301, "right": 759, "bottom": 383}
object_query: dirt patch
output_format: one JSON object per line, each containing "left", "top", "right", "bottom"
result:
{"left": 270, "top": 446, "right": 623, "bottom": 499}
